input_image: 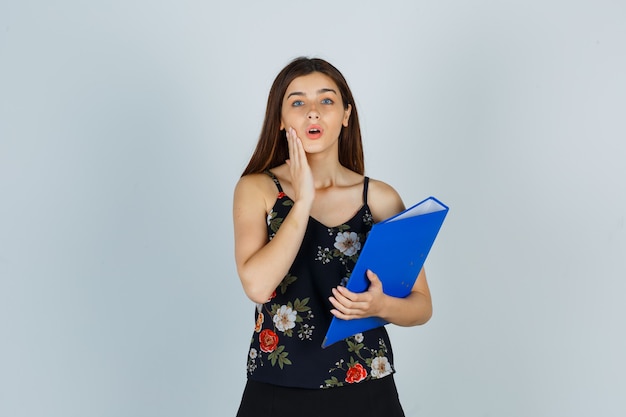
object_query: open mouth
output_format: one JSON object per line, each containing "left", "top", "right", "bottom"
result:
{"left": 306, "top": 125, "right": 323, "bottom": 139}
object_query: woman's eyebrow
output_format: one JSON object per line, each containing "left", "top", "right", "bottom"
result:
{"left": 286, "top": 88, "right": 338, "bottom": 99}
{"left": 318, "top": 88, "right": 337, "bottom": 95}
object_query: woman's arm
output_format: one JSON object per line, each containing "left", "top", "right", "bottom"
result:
{"left": 328, "top": 179, "right": 433, "bottom": 326}
{"left": 233, "top": 130, "right": 314, "bottom": 304}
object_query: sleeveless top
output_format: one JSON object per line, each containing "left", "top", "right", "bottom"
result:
{"left": 244, "top": 170, "right": 396, "bottom": 389}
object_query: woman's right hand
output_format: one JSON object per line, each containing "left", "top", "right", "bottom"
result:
{"left": 286, "top": 127, "right": 315, "bottom": 206}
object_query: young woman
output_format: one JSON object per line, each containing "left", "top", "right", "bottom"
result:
{"left": 233, "top": 57, "right": 432, "bottom": 417}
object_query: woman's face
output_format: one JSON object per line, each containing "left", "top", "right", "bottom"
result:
{"left": 280, "top": 72, "right": 351, "bottom": 155}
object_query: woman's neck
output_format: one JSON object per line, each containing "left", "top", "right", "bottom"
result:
{"left": 306, "top": 155, "right": 347, "bottom": 189}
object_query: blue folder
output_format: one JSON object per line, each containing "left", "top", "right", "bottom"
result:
{"left": 321, "top": 196, "right": 449, "bottom": 348}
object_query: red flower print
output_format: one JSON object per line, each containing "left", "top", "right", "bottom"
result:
{"left": 277, "top": 191, "right": 285, "bottom": 199}
{"left": 267, "top": 290, "right": 276, "bottom": 302}
{"left": 345, "top": 363, "right": 367, "bottom": 383}
{"left": 254, "top": 312, "right": 264, "bottom": 333}
{"left": 259, "top": 329, "right": 279, "bottom": 353}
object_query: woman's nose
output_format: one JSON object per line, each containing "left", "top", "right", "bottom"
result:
{"left": 307, "top": 107, "right": 320, "bottom": 120}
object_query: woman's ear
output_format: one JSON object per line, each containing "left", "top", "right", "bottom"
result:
{"left": 342, "top": 103, "right": 352, "bottom": 127}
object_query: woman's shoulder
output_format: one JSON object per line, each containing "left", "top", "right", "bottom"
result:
{"left": 234, "top": 169, "right": 284, "bottom": 212}
{"left": 367, "top": 177, "right": 398, "bottom": 193}
{"left": 366, "top": 177, "right": 402, "bottom": 202}
{"left": 366, "top": 177, "right": 405, "bottom": 222}
{"left": 235, "top": 172, "right": 272, "bottom": 192}
{"left": 237, "top": 164, "right": 288, "bottom": 188}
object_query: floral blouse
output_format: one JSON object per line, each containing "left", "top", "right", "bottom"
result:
{"left": 245, "top": 170, "right": 396, "bottom": 389}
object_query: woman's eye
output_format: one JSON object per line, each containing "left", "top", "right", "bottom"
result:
{"left": 292, "top": 100, "right": 304, "bottom": 107}
{"left": 321, "top": 98, "right": 334, "bottom": 105}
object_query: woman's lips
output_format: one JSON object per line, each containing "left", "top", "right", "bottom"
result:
{"left": 305, "top": 125, "right": 323, "bottom": 139}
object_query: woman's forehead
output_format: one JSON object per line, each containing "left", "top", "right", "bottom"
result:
{"left": 284, "top": 72, "right": 339, "bottom": 95}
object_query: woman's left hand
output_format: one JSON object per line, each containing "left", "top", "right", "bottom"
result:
{"left": 329, "top": 269, "right": 387, "bottom": 320}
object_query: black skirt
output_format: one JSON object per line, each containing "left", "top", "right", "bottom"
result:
{"left": 236, "top": 376, "right": 405, "bottom": 417}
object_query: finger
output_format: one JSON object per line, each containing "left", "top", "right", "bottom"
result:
{"left": 328, "top": 295, "right": 345, "bottom": 311}
{"left": 366, "top": 269, "right": 378, "bottom": 281}
{"left": 292, "top": 128, "right": 305, "bottom": 166}
{"left": 365, "top": 270, "right": 384, "bottom": 292}
{"left": 332, "top": 287, "right": 368, "bottom": 310}
{"left": 366, "top": 269, "right": 382, "bottom": 285}
{"left": 332, "top": 287, "right": 352, "bottom": 304}
{"left": 286, "top": 128, "right": 296, "bottom": 164}
{"left": 330, "top": 308, "right": 356, "bottom": 320}
{"left": 330, "top": 296, "right": 367, "bottom": 319}
{"left": 334, "top": 285, "right": 360, "bottom": 302}
{"left": 329, "top": 296, "right": 357, "bottom": 318}
{"left": 330, "top": 289, "right": 353, "bottom": 312}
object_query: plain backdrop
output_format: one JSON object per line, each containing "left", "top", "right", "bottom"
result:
{"left": 1, "top": 1, "right": 625, "bottom": 416}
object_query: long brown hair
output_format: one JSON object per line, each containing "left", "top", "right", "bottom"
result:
{"left": 241, "top": 57, "right": 364, "bottom": 176}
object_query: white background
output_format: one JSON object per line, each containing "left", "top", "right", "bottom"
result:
{"left": 1, "top": 1, "right": 625, "bottom": 416}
